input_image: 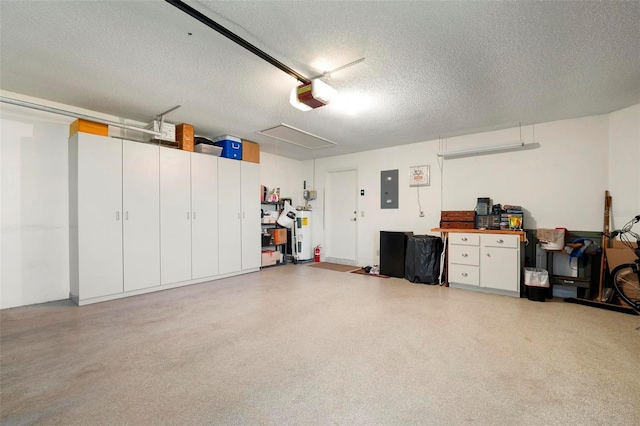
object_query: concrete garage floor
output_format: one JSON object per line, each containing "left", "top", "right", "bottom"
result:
{"left": 2, "top": 264, "right": 639, "bottom": 425}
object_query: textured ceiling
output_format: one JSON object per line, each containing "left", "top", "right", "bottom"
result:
{"left": 1, "top": 0, "right": 638, "bottom": 160}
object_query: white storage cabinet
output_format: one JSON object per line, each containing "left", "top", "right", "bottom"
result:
{"left": 69, "top": 133, "right": 260, "bottom": 305}
{"left": 218, "top": 158, "right": 261, "bottom": 274}
{"left": 70, "top": 135, "right": 161, "bottom": 300}
{"left": 191, "top": 152, "right": 219, "bottom": 279}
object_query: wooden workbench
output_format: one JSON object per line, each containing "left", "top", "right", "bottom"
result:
{"left": 431, "top": 228, "right": 526, "bottom": 242}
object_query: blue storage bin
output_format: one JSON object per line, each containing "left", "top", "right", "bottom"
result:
{"left": 214, "top": 139, "right": 242, "bottom": 159}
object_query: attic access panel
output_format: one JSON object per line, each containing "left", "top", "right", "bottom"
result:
{"left": 258, "top": 124, "right": 337, "bottom": 149}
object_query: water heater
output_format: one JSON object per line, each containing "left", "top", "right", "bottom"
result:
{"left": 295, "top": 210, "right": 313, "bottom": 261}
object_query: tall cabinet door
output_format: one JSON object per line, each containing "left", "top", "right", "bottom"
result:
{"left": 75, "top": 133, "right": 123, "bottom": 299}
{"left": 160, "top": 148, "right": 192, "bottom": 285}
{"left": 241, "top": 161, "right": 261, "bottom": 270}
{"left": 123, "top": 140, "right": 160, "bottom": 291}
{"left": 218, "top": 158, "right": 242, "bottom": 274}
{"left": 191, "top": 153, "right": 219, "bottom": 279}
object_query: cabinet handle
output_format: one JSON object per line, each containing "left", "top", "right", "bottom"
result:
{"left": 187, "top": 212, "right": 190, "bottom": 220}
{"left": 193, "top": 212, "right": 196, "bottom": 220}
{"left": 462, "top": 253, "right": 468, "bottom": 257}
{"left": 243, "top": 212, "right": 246, "bottom": 219}
{"left": 462, "top": 237, "right": 468, "bottom": 241}
{"left": 462, "top": 272, "right": 468, "bottom": 277}
{"left": 125, "top": 212, "right": 128, "bottom": 220}
{"left": 116, "top": 212, "right": 120, "bottom": 221}
{"left": 497, "top": 239, "right": 504, "bottom": 243}
{"left": 487, "top": 253, "right": 491, "bottom": 257}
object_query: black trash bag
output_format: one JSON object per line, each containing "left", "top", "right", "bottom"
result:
{"left": 404, "top": 235, "right": 443, "bottom": 284}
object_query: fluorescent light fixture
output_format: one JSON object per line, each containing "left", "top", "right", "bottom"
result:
{"left": 437, "top": 141, "right": 525, "bottom": 158}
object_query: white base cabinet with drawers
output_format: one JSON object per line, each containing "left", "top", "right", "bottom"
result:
{"left": 448, "top": 232, "right": 521, "bottom": 297}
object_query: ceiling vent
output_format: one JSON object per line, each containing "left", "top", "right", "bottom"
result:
{"left": 257, "top": 124, "right": 337, "bottom": 149}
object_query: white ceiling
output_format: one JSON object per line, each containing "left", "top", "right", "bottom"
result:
{"left": 1, "top": 0, "right": 639, "bottom": 160}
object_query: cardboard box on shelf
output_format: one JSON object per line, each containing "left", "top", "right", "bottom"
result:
{"left": 69, "top": 119, "right": 108, "bottom": 137}
{"left": 242, "top": 140, "right": 260, "bottom": 163}
{"left": 176, "top": 123, "right": 194, "bottom": 152}
{"left": 261, "top": 250, "right": 279, "bottom": 267}
{"left": 268, "top": 228, "right": 287, "bottom": 245}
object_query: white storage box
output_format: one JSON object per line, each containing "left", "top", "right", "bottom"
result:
{"left": 194, "top": 144, "right": 223, "bottom": 156}
{"left": 144, "top": 120, "right": 176, "bottom": 142}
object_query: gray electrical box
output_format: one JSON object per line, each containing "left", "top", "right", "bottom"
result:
{"left": 380, "top": 169, "right": 398, "bottom": 209}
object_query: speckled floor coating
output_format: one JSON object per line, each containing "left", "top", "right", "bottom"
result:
{"left": 1, "top": 264, "right": 639, "bottom": 425}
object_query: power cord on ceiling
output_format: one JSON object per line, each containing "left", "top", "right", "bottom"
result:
{"left": 438, "top": 136, "right": 445, "bottom": 213}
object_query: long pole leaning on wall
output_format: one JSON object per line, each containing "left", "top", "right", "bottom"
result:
{"left": 0, "top": 96, "right": 161, "bottom": 137}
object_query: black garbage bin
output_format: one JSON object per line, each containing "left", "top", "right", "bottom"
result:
{"left": 405, "top": 235, "right": 443, "bottom": 284}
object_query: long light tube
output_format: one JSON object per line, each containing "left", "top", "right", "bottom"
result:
{"left": 437, "top": 141, "right": 525, "bottom": 158}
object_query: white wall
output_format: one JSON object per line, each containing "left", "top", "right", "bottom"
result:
{"left": 442, "top": 115, "right": 609, "bottom": 230}
{"left": 608, "top": 104, "right": 640, "bottom": 232}
{"left": 1, "top": 106, "right": 72, "bottom": 308}
{"left": 259, "top": 151, "right": 303, "bottom": 208}
{"left": 309, "top": 114, "right": 611, "bottom": 267}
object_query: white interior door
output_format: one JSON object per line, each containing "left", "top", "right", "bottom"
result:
{"left": 76, "top": 134, "right": 123, "bottom": 299}
{"left": 123, "top": 140, "right": 160, "bottom": 291}
{"left": 160, "top": 148, "right": 191, "bottom": 285}
{"left": 191, "top": 153, "right": 219, "bottom": 279}
{"left": 241, "top": 161, "right": 261, "bottom": 270}
{"left": 218, "top": 158, "right": 242, "bottom": 274}
{"left": 326, "top": 169, "right": 358, "bottom": 263}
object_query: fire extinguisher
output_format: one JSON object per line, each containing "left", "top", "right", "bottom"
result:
{"left": 314, "top": 245, "right": 321, "bottom": 263}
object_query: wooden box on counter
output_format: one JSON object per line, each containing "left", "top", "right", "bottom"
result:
{"left": 440, "top": 210, "right": 475, "bottom": 229}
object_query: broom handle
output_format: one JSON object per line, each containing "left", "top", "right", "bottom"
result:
{"left": 597, "top": 190, "right": 611, "bottom": 301}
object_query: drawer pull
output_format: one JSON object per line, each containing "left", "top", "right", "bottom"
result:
{"left": 462, "top": 237, "right": 468, "bottom": 241}
{"left": 497, "top": 239, "right": 504, "bottom": 243}
{"left": 462, "top": 253, "right": 468, "bottom": 257}
{"left": 462, "top": 272, "right": 468, "bottom": 277}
